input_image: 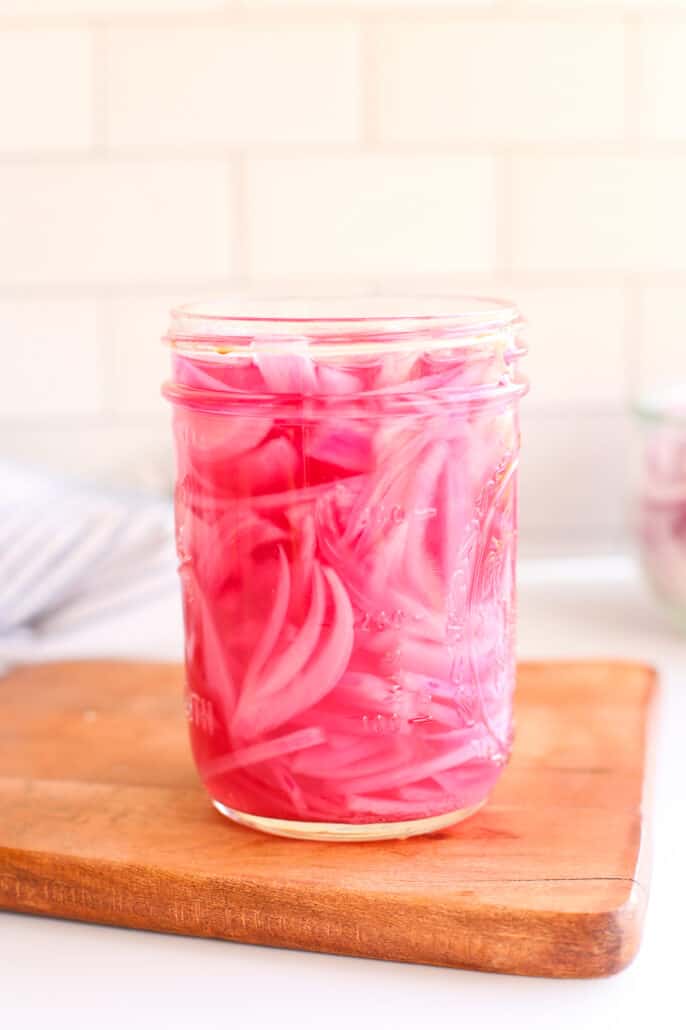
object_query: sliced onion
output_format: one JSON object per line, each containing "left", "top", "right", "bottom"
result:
{"left": 240, "top": 545, "right": 290, "bottom": 694}
{"left": 203, "top": 726, "right": 325, "bottom": 777}
{"left": 173, "top": 337, "right": 520, "bottom": 824}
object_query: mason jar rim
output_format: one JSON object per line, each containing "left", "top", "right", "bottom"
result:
{"left": 165, "top": 293, "right": 523, "bottom": 358}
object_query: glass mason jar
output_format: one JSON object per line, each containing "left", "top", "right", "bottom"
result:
{"left": 635, "top": 386, "right": 686, "bottom": 629}
{"left": 163, "top": 296, "right": 528, "bottom": 841}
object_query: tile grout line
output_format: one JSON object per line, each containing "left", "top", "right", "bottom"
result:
{"left": 358, "top": 19, "right": 378, "bottom": 152}
{"left": 0, "top": 414, "right": 170, "bottom": 429}
{"left": 0, "top": 9, "right": 673, "bottom": 31}
{"left": 95, "top": 296, "right": 115, "bottom": 417}
{"left": 91, "top": 22, "right": 109, "bottom": 153}
{"left": 10, "top": 140, "right": 686, "bottom": 166}
{"left": 0, "top": 4, "right": 684, "bottom": 32}
{"left": 622, "top": 12, "right": 643, "bottom": 409}
{"left": 4, "top": 272, "right": 686, "bottom": 300}
{"left": 623, "top": 11, "right": 643, "bottom": 145}
{"left": 495, "top": 151, "right": 514, "bottom": 278}
{"left": 233, "top": 154, "right": 250, "bottom": 282}
{"left": 624, "top": 277, "right": 644, "bottom": 403}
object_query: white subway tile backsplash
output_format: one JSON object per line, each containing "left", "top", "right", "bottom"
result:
{"left": 245, "top": 155, "right": 496, "bottom": 278}
{"left": 104, "top": 294, "right": 205, "bottom": 416}
{"left": 244, "top": 1, "right": 495, "bottom": 7}
{"left": 107, "top": 25, "right": 360, "bottom": 147}
{"left": 375, "top": 21, "right": 625, "bottom": 144}
{"left": 641, "top": 23, "right": 686, "bottom": 142}
{"left": 0, "top": 418, "right": 174, "bottom": 496}
{"left": 519, "top": 410, "right": 630, "bottom": 541}
{"left": 0, "top": 161, "right": 235, "bottom": 284}
{"left": 519, "top": 1, "right": 686, "bottom": 7}
{"left": 0, "top": 29, "right": 93, "bottom": 152}
{"left": 638, "top": 286, "right": 686, "bottom": 394}
{"left": 104, "top": 297, "right": 173, "bottom": 416}
{"left": 512, "top": 156, "right": 686, "bottom": 272}
{"left": 0, "top": 1, "right": 226, "bottom": 13}
{"left": 0, "top": 0, "right": 680, "bottom": 552}
{"left": 0, "top": 300, "right": 100, "bottom": 416}
{"left": 510, "top": 284, "right": 627, "bottom": 407}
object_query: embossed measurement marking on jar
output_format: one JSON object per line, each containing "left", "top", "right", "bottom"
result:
{"left": 184, "top": 691, "right": 216, "bottom": 736}
{"left": 354, "top": 503, "right": 437, "bottom": 533}
{"left": 360, "top": 676, "right": 434, "bottom": 735}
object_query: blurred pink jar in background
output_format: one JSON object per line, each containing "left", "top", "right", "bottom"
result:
{"left": 163, "top": 296, "right": 528, "bottom": 840}
{"left": 636, "top": 387, "right": 686, "bottom": 630}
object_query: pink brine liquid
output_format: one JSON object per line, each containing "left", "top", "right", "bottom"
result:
{"left": 165, "top": 300, "right": 527, "bottom": 839}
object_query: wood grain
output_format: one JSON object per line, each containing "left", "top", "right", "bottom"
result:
{"left": 0, "top": 660, "right": 657, "bottom": 978}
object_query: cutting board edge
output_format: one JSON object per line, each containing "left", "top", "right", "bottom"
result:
{"left": 0, "top": 842, "right": 648, "bottom": 979}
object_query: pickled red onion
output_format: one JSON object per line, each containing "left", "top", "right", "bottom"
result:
{"left": 168, "top": 327, "right": 524, "bottom": 827}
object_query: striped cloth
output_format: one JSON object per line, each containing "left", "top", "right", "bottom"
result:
{"left": 0, "top": 463, "right": 182, "bottom": 672}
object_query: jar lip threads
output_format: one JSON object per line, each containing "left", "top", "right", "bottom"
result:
{"left": 162, "top": 293, "right": 528, "bottom": 417}
{"left": 165, "top": 293, "right": 524, "bottom": 359}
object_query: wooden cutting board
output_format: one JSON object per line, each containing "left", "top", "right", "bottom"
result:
{"left": 0, "top": 660, "right": 656, "bottom": 978}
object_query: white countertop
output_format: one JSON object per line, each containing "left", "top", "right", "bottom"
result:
{"left": 1, "top": 556, "right": 684, "bottom": 1029}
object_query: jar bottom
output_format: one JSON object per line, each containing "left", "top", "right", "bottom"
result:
{"left": 212, "top": 799, "right": 485, "bottom": 842}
